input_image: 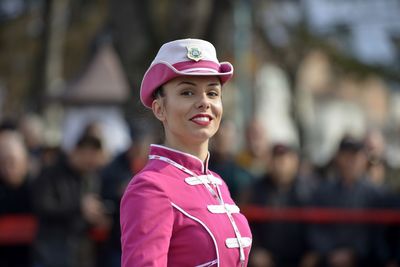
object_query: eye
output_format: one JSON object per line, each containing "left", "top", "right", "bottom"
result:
{"left": 207, "top": 89, "right": 221, "bottom": 98}
{"left": 180, "top": 90, "right": 194, "bottom": 96}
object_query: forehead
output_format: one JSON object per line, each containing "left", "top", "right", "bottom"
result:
{"left": 164, "top": 75, "right": 221, "bottom": 87}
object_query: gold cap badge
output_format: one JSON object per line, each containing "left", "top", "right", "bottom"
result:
{"left": 187, "top": 46, "right": 203, "bottom": 62}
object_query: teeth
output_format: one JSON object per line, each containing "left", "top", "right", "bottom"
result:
{"left": 193, "top": 117, "right": 210, "bottom": 122}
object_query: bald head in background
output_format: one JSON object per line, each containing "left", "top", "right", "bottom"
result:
{"left": 0, "top": 131, "right": 29, "bottom": 188}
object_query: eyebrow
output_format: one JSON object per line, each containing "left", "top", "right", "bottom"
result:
{"left": 177, "top": 81, "right": 221, "bottom": 87}
{"left": 208, "top": 82, "right": 221, "bottom": 87}
{"left": 177, "top": 81, "right": 196, "bottom": 86}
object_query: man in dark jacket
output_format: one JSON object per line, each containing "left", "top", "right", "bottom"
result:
{"left": 33, "top": 134, "right": 109, "bottom": 267}
{"left": 247, "top": 142, "right": 315, "bottom": 267}
{"left": 98, "top": 121, "right": 155, "bottom": 267}
{"left": 0, "top": 130, "right": 34, "bottom": 267}
{"left": 307, "top": 136, "right": 388, "bottom": 267}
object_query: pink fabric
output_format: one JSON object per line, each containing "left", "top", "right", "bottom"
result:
{"left": 120, "top": 144, "right": 252, "bottom": 266}
{"left": 140, "top": 61, "right": 233, "bottom": 108}
{"left": 172, "top": 60, "right": 221, "bottom": 72}
{"left": 140, "top": 64, "right": 181, "bottom": 109}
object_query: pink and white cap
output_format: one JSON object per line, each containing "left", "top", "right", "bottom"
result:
{"left": 140, "top": 38, "right": 234, "bottom": 108}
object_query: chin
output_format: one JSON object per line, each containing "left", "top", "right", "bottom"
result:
{"left": 190, "top": 129, "right": 217, "bottom": 142}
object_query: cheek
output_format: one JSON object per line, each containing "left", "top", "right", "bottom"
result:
{"left": 164, "top": 99, "right": 186, "bottom": 121}
{"left": 215, "top": 104, "right": 223, "bottom": 128}
{"left": 162, "top": 99, "right": 191, "bottom": 131}
{"left": 213, "top": 100, "right": 223, "bottom": 118}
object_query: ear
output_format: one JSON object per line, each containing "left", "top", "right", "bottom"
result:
{"left": 152, "top": 99, "right": 166, "bottom": 122}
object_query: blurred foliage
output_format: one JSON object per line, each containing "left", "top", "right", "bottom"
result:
{"left": 0, "top": 11, "right": 41, "bottom": 115}
{"left": 293, "top": 24, "right": 400, "bottom": 83}
{"left": 63, "top": 0, "right": 108, "bottom": 81}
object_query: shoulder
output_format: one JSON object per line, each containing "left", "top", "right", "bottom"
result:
{"left": 309, "top": 178, "right": 337, "bottom": 203}
{"left": 34, "top": 159, "right": 70, "bottom": 187}
{"left": 124, "top": 168, "right": 166, "bottom": 195}
{"left": 121, "top": 162, "right": 175, "bottom": 205}
{"left": 250, "top": 175, "right": 271, "bottom": 192}
{"left": 120, "top": 168, "right": 174, "bottom": 227}
{"left": 101, "top": 153, "right": 127, "bottom": 174}
{"left": 358, "top": 178, "right": 385, "bottom": 201}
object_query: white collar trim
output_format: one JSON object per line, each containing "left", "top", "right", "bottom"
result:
{"left": 150, "top": 144, "right": 210, "bottom": 172}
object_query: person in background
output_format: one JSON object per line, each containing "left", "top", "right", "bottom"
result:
{"left": 18, "top": 114, "right": 46, "bottom": 178}
{"left": 246, "top": 142, "right": 314, "bottom": 267}
{"left": 307, "top": 135, "right": 389, "bottom": 267}
{"left": 209, "top": 119, "right": 254, "bottom": 203}
{"left": 0, "top": 130, "right": 34, "bottom": 267}
{"left": 98, "top": 121, "right": 156, "bottom": 267}
{"left": 363, "top": 129, "right": 388, "bottom": 189}
{"left": 236, "top": 117, "right": 270, "bottom": 178}
{"left": 364, "top": 129, "right": 400, "bottom": 267}
{"left": 32, "top": 132, "right": 110, "bottom": 267}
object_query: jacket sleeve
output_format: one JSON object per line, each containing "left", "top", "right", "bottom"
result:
{"left": 32, "top": 169, "right": 81, "bottom": 221}
{"left": 120, "top": 174, "right": 173, "bottom": 267}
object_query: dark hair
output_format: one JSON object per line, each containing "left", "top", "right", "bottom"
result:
{"left": 75, "top": 134, "right": 103, "bottom": 150}
{"left": 0, "top": 118, "right": 17, "bottom": 132}
{"left": 338, "top": 135, "right": 365, "bottom": 152}
{"left": 152, "top": 86, "right": 165, "bottom": 99}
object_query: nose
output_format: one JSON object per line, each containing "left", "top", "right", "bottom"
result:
{"left": 196, "top": 93, "right": 210, "bottom": 110}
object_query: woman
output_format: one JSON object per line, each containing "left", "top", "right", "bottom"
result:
{"left": 120, "top": 38, "right": 252, "bottom": 267}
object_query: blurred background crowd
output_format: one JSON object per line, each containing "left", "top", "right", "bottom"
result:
{"left": 1, "top": 0, "right": 400, "bottom": 267}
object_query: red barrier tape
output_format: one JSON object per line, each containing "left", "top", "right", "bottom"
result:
{"left": 2, "top": 207, "right": 400, "bottom": 245}
{"left": 89, "top": 226, "right": 110, "bottom": 242}
{"left": 0, "top": 215, "right": 38, "bottom": 245}
{"left": 241, "top": 206, "right": 400, "bottom": 224}
{"left": 0, "top": 215, "right": 109, "bottom": 245}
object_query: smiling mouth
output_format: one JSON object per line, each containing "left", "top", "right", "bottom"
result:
{"left": 192, "top": 117, "right": 210, "bottom": 122}
{"left": 190, "top": 115, "right": 213, "bottom": 126}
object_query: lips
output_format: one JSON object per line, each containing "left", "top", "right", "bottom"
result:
{"left": 190, "top": 114, "right": 213, "bottom": 126}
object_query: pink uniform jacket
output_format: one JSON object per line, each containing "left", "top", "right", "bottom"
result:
{"left": 120, "top": 144, "right": 252, "bottom": 266}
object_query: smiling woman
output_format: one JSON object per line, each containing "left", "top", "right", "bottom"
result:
{"left": 152, "top": 76, "right": 223, "bottom": 161}
{"left": 120, "top": 39, "right": 252, "bottom": 267}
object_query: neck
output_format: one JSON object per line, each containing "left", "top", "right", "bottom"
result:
{"left": 164, "top": 138, "right": 209, "bottom": 162}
